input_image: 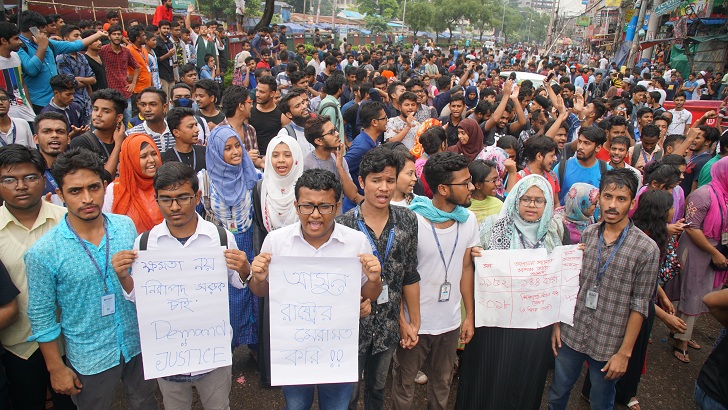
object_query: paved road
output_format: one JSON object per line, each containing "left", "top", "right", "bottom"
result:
{"left": 111, "top": 313, "right": 721, "bottom": 409}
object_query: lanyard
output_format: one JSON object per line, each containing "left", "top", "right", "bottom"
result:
{"left": 355, "top": 205, "right": 395, "bottom": 277}
{"left": 44, "top": 169, "right": 58, "bottom": 191}
{"left": 173, "top": 147, "right": 197, "bottom": 170}
{"left": 595, "top": 223, "right": 630, "bottom": 286}
{"left": 430, "top": 221, "right": 459, "bottom": 282}
{"left": 0, "top": 122, "right": 16, "bottom": 147}
{"left": 515, "top": 225, "right": 546, "bottom": 249}
{"left": 95, "top": 133, "right": 111, "bottom": 158}
{"left": 66, "top": 215, "right": 111, "bottom": 293}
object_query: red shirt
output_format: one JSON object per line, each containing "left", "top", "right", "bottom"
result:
{"left": 153, "top": 5, "right": 173, "bottom": 26}
{"left": 99, "top": 44, "right": 140, "bottom": 99}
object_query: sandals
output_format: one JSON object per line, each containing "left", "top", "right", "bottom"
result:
{"left": 627, "top": 397, "right": 640, "bottom": 410}
{"left": 672, "top": 346, "right": 690, "bottom": 363}
{"left": 687, "top": 339, "right": 701, "bottom": 350}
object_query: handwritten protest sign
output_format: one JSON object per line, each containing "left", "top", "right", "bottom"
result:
{"left": 132, "top": 248, "right": 232, "bottom": 379}
{"left": 268, "top": 256, "right": 361, "bottom": 386}
{"left": 474, "top": 245, "right": 582, "bottom": 329}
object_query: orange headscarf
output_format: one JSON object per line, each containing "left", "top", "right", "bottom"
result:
{"left": 410, "top": 118, "right": 442, "bottom": 159}
{"left": 112, "top": 133, "right": 163, "bottom": 233}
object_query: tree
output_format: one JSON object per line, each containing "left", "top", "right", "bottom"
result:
{"left": 404, "top": 1, "right": 433, "bottom": 37}
{"left": 255, "top": 0, "right": 275, "bottom": 31}
{"left": 364, "top": 15, "right": 391, "bottom": 34}
{"left": 200, "top": 0, "right": 261, "bottom": 20}
{"left": 433, "top": 0, "right": 469, "bottom": 42}
{"left": 356, "top": 0, "right": 400, "bottom": 19}
{"left": 471, "top": 0, "right": 497, "bottom": 41}
{"left": 501, "top": 6, "right": 523, "bottom": 44}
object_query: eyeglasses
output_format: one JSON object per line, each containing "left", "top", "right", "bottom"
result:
{"left": 443, "top": 178, "right": 473, "bottom": 188}
{"left": 1, "top": 174, "right": 42, "bottom": 189}
{"left": 519, "top": 196, "right": 547, "bottom": 207}
{"left": 412, "top": 89, "right": 425, "bottom": 94}
{"left": 374, "top": 116, "right": 388, "bottom": 121}
{"left": 245, "top": 99, "right": 253, "bottom": 104}
{"left": 0, "top": 96, "right": 9, "bottom": 103}
{"left": 297, "top": 203, "right": 336, "bottom": 215}
{"left": 322, "top": 128, "right": 338, "bottom": 137}
{"left": 156, "top": 195, "right": 196, "bottom": 207}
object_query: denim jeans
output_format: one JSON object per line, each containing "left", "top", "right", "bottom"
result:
{"left": 548, "top": 342, "right": 618, "bottom": 410}
{"left": 695, "top": 382, "right": 728, "bottom": 410}
{"left": 283, "top": 382, "right": 354, "bottom": 410}
{"left": 349, "top": 345, "right": 396, "bottom": 410}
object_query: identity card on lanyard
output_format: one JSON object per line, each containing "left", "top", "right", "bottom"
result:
{"left": 67, "top": 215, "right": 115, "bottom": 316}
{"left": 587, "top": 224, "right": 629, "bottom": 310}
{"left": 355, "top": 206, "right": 395, "bottom": 305}
{"left": 430, "top": 221, "right": 459, "bottom": 302}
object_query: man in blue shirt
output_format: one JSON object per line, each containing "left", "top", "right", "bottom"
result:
{"left": 343, "top": 101, "right": 386, "bottom": 212}
{"left": 554, "top": 126, "right": 611, "bottom": 205}
{"left": 16, "top": 11, "right": 108, "bottom": 113}
{"left": 25, "top": 148, "right": 157, "bottom": 409}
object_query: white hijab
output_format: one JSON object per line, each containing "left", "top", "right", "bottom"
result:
{"left": 260, "top": 135, "right": 304, "bottom": 231}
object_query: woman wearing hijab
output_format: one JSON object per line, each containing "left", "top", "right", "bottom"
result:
{"left": 553, "top": 182, "right": 599, "bottom": 244}
{"left": 673, "top": 157, "right": 728, "bottom": 363}
{"left": 198, "top": 125, "right": 260, "bottom": 351}
{"left": 447, "top": 118, "right": 484, "bottom": 163}
{"left": 104, "top": 133, "right": 163, "bottom": 233}
{"left": 476, "top": 146, "right": 511, "bottom": 198}
{"left": 456, "top": 174, "right": 568, "bottom": 410}
{"left": 464, "top": 86, "right": 479, "bottom": 111}
{"left": 251, "top": 134, "right": 303, "bottom": 387}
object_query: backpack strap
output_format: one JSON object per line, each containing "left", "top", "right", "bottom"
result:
{"left": 216, "top": 225, "right": 228, "bottom": 248}
{"left": 194, "top": 115, "right": 207, "bottom": 143}
{"left": 558, "top": 158, "right": 567, "bottom": 187}
{"left": 139, "top": 230, "right": 151, "bottom": 251}
{"left": 284, "top": 123, "right": 296, "bottom": 138}
{"left": 598, "top": 159, "right": 608, "bottom": 175}
{"left": 631, "top": 143, "right": 642, "bottom": 168}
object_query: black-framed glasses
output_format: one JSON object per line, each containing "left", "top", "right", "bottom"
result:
{"left": 443, "top": 178, "right": 473, "bottom": 188}
{"left": 519, "top": 196, "right": 547, "bottom": 207}
{"left": 156, "top": 195, "right": 196, "bottom": 207}
{"left": 322, "top": 128, "right": 338, "bottom": 137}
{"left": 1, "top": 174, "right": 42, "bottom": 189}
{"left": 297, "top": 203, "right": 336, "bottom": 215}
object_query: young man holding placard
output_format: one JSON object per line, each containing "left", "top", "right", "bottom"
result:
{"left": 110, "top": 162, "right": 251, "bottom": 410}
{"left": 24, "top": 148, "right": 157, "bottom": 409}
{"left": 336, "top": 147, "right": 421, "bottom": 410}
{"left": 391, "top": 151, "right": 479, "bottom": 410}
{"left": 548, "top": 168, "right": 660, "bottom": 409}
{"left": 249, "top": 168, "right": 382, "bottom": 410}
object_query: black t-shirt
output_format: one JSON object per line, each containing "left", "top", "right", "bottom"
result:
{"left": 196, "top": 110, "right": 226, "bottom": 127}
{"left": 86, "top": 57, "right": 108, "bottom": 92}
{"left": 249, "top": 105, "right": 283, "bottom": 155}
{"left": 0, "top": 261, "right": 19, "bottom": 306}
{"left": 69, "top": 131, "right": 115, "bottom": 182}
{"left": 155, "top": 36, "right": 175, "bottom": 82}
{"left": 679, "top": 151, "right": 712, "bottom": 195}
{"left": 697, "top": 333, "right": 728, "bottom": 407}
{"left": 160, "top": 145, "right": 206, "bottom": 173}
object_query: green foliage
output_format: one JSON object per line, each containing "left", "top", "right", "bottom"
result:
{"left": 357, "top": 0, "right": 400, "bottom": 19}
{"left": 404, "top": 0, "right": 434, "bottom": 36}
{"left": 433, "top": 0, "right": 470, "bottom": 41}
{"left": 364, "top": 15, "right": 391, "bottom": 34}
{"left": 199, "top": 0, "right": 261, "bottom": 19}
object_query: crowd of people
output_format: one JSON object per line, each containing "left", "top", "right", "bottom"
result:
{"left": 0, "top": 4, "right": 727, "bottom": 410}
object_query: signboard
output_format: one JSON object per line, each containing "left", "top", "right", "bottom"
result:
{"left": 268, "top": 256, "right": 361, "bottom": 386}
{"left": 133, "top": 248, "right": 233, "bottom": 380}
{"left": 577, "top": 16, "right": 591, "bottom": 26}
{"left": 655, "top": 0, "right": 684, "bottom": 15}
{"left": 605, "top": 0, "right": 621, "bottom": 7}
{"left": 474, "top": 246, "right": 583, "bottom": 329}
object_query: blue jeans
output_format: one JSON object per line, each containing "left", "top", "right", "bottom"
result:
{"left": 283, "top": 383, "right": 354, "bottom": 410}
{"left": 349, "top": 345, "right": 395, "bottom": 410}
{"left": 695, "top": 382, "right": 728, "bottom": 410}
{"left": 548, "top": 342, "right": 618, "bottom": 410}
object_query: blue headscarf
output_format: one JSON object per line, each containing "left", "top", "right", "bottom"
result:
{"left": 205, "top": 125, "right": 258, "bottom": 206}
{"left": 465, "top": 86, "right": 479, "bottom": 109}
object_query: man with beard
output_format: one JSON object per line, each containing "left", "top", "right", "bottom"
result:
{"left": 607, "top": 135, "right": 642, "bottom": 186}
{"left": 391, "top": 151, "right": 478, "bottom": 410}
{"left": 554, "top": 126, "right": 610, "bottom": 205}
{"left": 32, "top": 112, "right": 69, "bottom": 199}
{"left": 277, "top": 88, "right": 313, "bottom": 156}
{"left": 516, "top": 136, "right": 560, "bottom": 204}
{"left": 440, "top": 94, "right": 466, "bottom": 147}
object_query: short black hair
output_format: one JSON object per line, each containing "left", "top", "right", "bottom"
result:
{"left": 641, "top": 124, "right": 660, "bottom": 139}
{"left": 324, "top": 74, "right": 345, "bottom": 95}
{"left": 420, "top": 126, "right": 446, "bottom": 155}
{"left": 50, "top": 148, "right": 106, "bottom": 190}
{"left": 179, "top": 63, "right": 198, "bottom": 77}
{"left": 359, "top": 101, "right": 385, "bottom": 129}
{"left": 91, "top": 88, "right": 127, "bottom": 116}
{"left": 599, "top": 168, "right": 638, "bottom": 199}
{"left": 289, "top": 71, "right": 307, "bottom": 85}
{"left": 19, "top": 10, "right": 47, "bottom": 33}
{"left": 139, "top": 87, "right": 167, "bottom": 104}
{"left": 496, "top": 135, "right": 519, "bottom": 153}
{"left": 257, "top": 75, "right": 277, "bottom": 92}
{"left": 606, "top": 115, "right": 628, "bottom": 129}
{"left": 278, "top": 88, "right": 306, "bottom": 115}
{"left": 653, "top": 114, "right": 671, "bottom": 126}
{"left": 221, "top": 85, "right": 250, "bottom": 118}
{"left": 49, "top": 74, "right": 75, "bottom": 92}
{"left": 699, "top": 125, "right": 721, "bottom": 143}
{"left": 0, "top": 22, "right": 19, "bottom": 42}
{"left": 128, "top": 25, "right": 145, "bottom": 43}
{"left": 661, "top": 153, "right": 687, "bottom": 167}
{"left": 663, "top": 134, "right": 685, "bottom": 150}
{"left": 34, "top": 111, "right": 68, "bottom": 131}
{"left": 359, "top": 146, "right": 401, "bottom": 181}
{"left": 0, "top": 144, "right": 46, "bottom": 174}
{"left": 423, "top": 151, "right": 469, "bottom": 193}
{"left": 194, "top": 79, "right": 220, "bottom": 103}
{"left": 304, "top": 115, "right": 330, "bottom": 147}
{"left": 469, "top": 159, "right": 497, "bottom": 185}
{"left": 153, "top": 161, "right": 199, "bottom": 193}
{"left": 610, "top": 136, "right": 631, "bottom": 148}
{"left": 59, "top": 24, "right": 80, "bottom": 39}
{"left": 578, "top": 126, "right": 607, "bottom": 146}
{"left": 523, "top": 136, "right": 557, "bottom": 162}
{"left": 166, "top": 107, "right": 196, "bottom": 132}
{"left": 636, "top": 107, "right": 653, "bottom": 120}
{"left": 398, "top": 91, "right": 417, "bottom": 105}
{"left": 294, "top": 168, "right": 342, "bottom": 201}
{"left": 107, "top": 24, "right": 123, "bottom": 35}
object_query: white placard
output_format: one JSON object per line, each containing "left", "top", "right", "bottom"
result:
{"left": 132, "top": 247, "right": 232, "bottom": 380}
{"left": 268, "top": 256, "right": 361, "bottom": 386}
{"left": 474, "top": 245, "right": 582, "bottom": 329}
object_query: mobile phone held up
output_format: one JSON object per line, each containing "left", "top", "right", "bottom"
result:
{"left": 29, "top": 27, "right": 40, "bottom": 37}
